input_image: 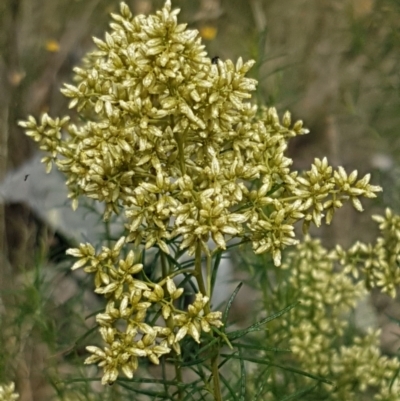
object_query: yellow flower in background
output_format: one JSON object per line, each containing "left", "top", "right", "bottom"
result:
{"left": 199, "top": 25, "right": 217, "bottom": 40}
{"left": 45, "top": 39, "right": 60, "bottom": 52}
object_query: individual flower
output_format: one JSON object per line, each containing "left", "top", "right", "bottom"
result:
{"left": 174, "top": 294, "right": 223, "bottom": 343}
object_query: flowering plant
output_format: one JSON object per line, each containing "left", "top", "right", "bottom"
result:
{"left": 19, "top": 1, "right": 389, "bottom": 399}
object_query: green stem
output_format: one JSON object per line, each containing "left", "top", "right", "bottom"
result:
{"left": 166, "top": 314, "right": 184, "bottom": 400}
{"left": 206, "top": 252, "right": 212, "bottom": 298}
{"left": 211, "top": 353, "right": 223, "bottom": 401}
{"left": 194, "top": 241, "right": 222, "bottom": 401}
{"left": 173, "top": 118, "right": 222, "bottom": 399}
{"left": 161, "top": 251, "right": 183, "bottom": 400}
{"left": 194, "top": 241, "right": 208, "bottom": 312}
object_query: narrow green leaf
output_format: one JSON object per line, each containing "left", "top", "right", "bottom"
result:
{"left": 218, "top": 350, "right": 236, "bottom": 370}
{"left": 58, "top": 325, "right": 98, "bottom": 356}
{"left": 210, "top": 250, "right": 223, "bottom": 295}
{"left": 196, "top": 336, "right": 220, "bottom": 355}
{"left": 180, "top": 379, "right": 208, "bottom": 401}
{"left": 223, "top": 282, "right": 243, "bottom": 323}
{"left": 252, "top": 367, "right": 270, "bottom": 401}
{"left": 247, "top": 302, "right": 299, "bottom": 332}
{"left": 239, "top": 346, "right": 246, "bottom": 401}
{"left": 176, "top": 355, "right": 210, "bottom": 368}
{"left": 232, "top": 342, "right": 291, "bottom": 353}
{"left": 220, "top": 372, "right": 240, "bottom": 401}
{"left": 221, "top": 354, "right": 333, "bottom": 385}
{"left": 228, "top": 302, "right": 299, "bottom": 341}
{"left": 112, "top": 381, "right": 169, "bottom": 398}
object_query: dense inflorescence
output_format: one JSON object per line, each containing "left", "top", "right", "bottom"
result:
{"left": 19, "top": 1, "right": 380, "bottom": 264}
{"left": 268, "top": 217, "right": 400, "bottom": 400}
{"left": 19, "top": 0, "right": 383, "bottom": 386}
{"left": 334, "top": 208, "right": 400, "bottom": 298}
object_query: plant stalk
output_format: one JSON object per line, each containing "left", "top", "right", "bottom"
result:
{"left": 194, "top": 241, "right": 222, "bottom": 401}
{"left": 161, "top": 251, "right": 183, "bottom": 400}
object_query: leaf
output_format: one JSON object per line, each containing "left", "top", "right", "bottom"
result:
{"left": 222, "top": 282, "right": 243, "bottom": 323}
{"left": 252, "top": 367, "right": 270, "bottom": 401}
{"left": 227, "top": 302, "right": 299, "bottom": 341}
{"left": 117, "top": 381, "right": 169, "bottom": 398}
{"left": 232, "top": 342, "right": 291, "bottom": 353}
{"left": 210, "top": 251, "right": 227, "bottom": 302}
{"left": 219, "top": 372, "right": 240, "bottom": 401}
{"left": 221, "top": 354, "right": 334, "bottom": 386}
{"left": 239, "top": 346, "right": 246, "bottom": 401}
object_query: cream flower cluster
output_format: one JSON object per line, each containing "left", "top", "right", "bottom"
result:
{"left": 19, "top": 1, "right": 380, "bottom": 265}
{"left": 0, "top": 383, "right": 18, "bottom": 401}
{"left": 19, "top": 0, "right": 382, "bottom": 386}
{"left": 66, "top": 237, "right": 222, "bottom": 384}
{"left": 334, "top": 208, "right": 400, "bottom": 298}
{"left": 272, "top": 237, "right": 400, "bottom": 400}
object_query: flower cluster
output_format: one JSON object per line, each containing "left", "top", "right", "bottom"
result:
{"left": 19, "top": 1, "right": 380, "bottom": 265}
{"left": 267, "top": 236, "right": 400, "bottom": 400}
{"left": 0, "top": 383, "right": 18, "bottom": 401}
{"left": 19, "top": 0, "right": 382, "bottom": 386}
{"left": 334, "top": 208, "right": 400, "bottom": 297}
{"left": 67, "top": 238, "right": 222, "bottom": 384}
